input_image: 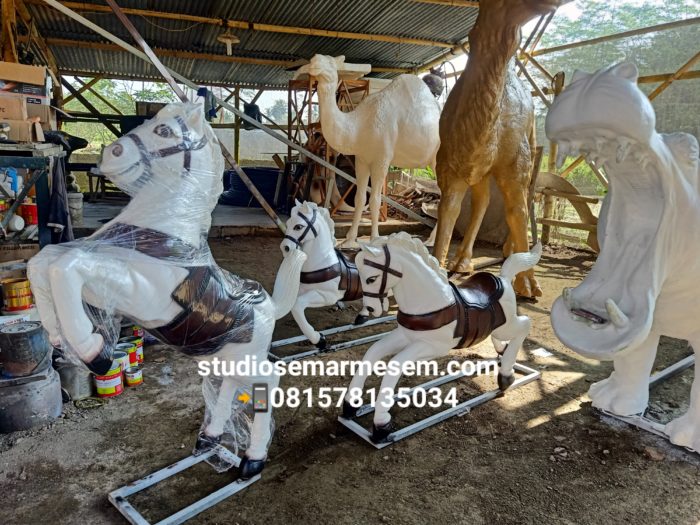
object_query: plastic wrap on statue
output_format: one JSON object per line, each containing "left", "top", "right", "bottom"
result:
{"left": 341, "top": 232, "right": 541, "bottom": 443}
{"left": 27, "top": 102, "right": 306, "bottom": 478}
{"left": 547, "top": 62, "right": 700, "bottom": 452}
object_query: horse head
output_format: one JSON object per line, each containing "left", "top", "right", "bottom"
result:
{"left": 99, "top": 102, "right": 222, "bottom": 208}
{"left": 281, "top": 200, "right": 335, "bottom": 254}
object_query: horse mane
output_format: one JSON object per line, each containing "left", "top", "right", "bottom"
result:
{"left": 366, "top": 232, "right": 448, "bottom": 282}
{"left": 293, "top": 201, "right": 337, "bottom": 246}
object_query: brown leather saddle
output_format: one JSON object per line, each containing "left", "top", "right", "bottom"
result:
{"left": 397, "top": 272, "right": 506, "bottom": 349}
{"left": 92, "top": 222, "right": 266, "bottom": 356}
{"left": 299, "top": 248, "right": 362, "bottom": 302}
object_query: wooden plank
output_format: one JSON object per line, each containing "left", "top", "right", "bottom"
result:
{"left": 30, "top": 0, "right": 453, "bottom": 47}
{"left": 538, "top": 218, "right": 597, "bottom": 232}
{"left": 540, "top": 188, "right": 603, "bottom": 204}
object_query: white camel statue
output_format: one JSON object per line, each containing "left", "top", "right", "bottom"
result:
{"left": 280, "top": 200, "right": 370, "bottom": 348}
{"left": 548, "top": 62, "right": 700, "bottom": 452}
{"left": 27, "top": 103, "right": 306, "bottom": 479}
{"left": 341, "top": 232, "right": 541, "bottom": 442}
{"left": 294, "top": 55, "right": 441, "bottom": 247}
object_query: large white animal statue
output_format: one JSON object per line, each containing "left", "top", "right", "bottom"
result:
{"left": 294, "top": 54, "right": 441, "bottom": 247}
{"left": 281, "top": 200, "right": 369, "bottom": 347}
{"left": 547, "top": 62, "right": 700, "bottom": 451}
{"left": 341, "top": 232, "right": 540, "bottom": 442}
{"left": 27, "top": 103, "right": 306, "bottom": 479}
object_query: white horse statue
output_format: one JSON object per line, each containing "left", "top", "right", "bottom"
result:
{"left": 280, "top": 200, "right": 370, "bottom": 348}
{"left": 342, "top": 232, "right": 540, "bottom": 442}
{"left": 28, "top": 103, "right": 306, "bottom": 479}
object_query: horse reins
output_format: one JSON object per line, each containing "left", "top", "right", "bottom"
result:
{"left": 124, "top": 115, "right": 207, "bottom": 173}
{"left": 284, "top": 208, "right": 318, "bottom": 248}
{"left": 362, "top": 245, "right": 403, "bottom": 300}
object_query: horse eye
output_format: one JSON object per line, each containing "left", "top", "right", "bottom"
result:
{"left": 154, "top": 124, "right": 174, "bottom": 138}
{"left": 366, "top": 276, "right": 377, "bottom": 285}
{"left": 293, "top": 224, "right": 303, "bottom": 231}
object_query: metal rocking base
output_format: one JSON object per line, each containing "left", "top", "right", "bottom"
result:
{"left": 108, "top": 445, "right": 259, "bottom": 525}
{"left": 338, "top": 362, "right": 541, "bottom": 449}
{"left": 595, "top": 354, "right": 696, "bottom": 452}
{"left": 269, "top": 315, "right": 396, "bottom": 362}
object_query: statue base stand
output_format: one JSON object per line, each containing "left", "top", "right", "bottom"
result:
{"left": 595, "top": 354, "right": 697, "bottom": 453}
{"left": 108, "top": 445, "right": 259, "bottom": 524}
{"left": 269, "top": 314, "right": 396, "bottom": 362}
{"left": 338, "top": 362, "right": 541, "bottom": 449}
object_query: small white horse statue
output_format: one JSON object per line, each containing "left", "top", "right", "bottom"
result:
{"left": 28, "top": 103, "right": 306, "bottom": 479}
{"left": 280, "top": 200, "right": 370, "bottom": 348}
{"left": 342, "top": 232, "right": 540, "bottom": 442}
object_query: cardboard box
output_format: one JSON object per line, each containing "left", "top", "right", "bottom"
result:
{"left": 0, "top": 94, "right": 27, "bottom": 120}
{"left": 0, "top": 62, "right": 49, "bottom": 102}
{"left": 136, "top": 101, "right": 167, "bottom": 117}
{"left": 0, "top": 243, "right": 39, "bottom": 264}
{"left": 3, "top": 119, "right": 45, "bottom": 142}
{"left": 26, "top": 103, "right": 56, "bottom": 131}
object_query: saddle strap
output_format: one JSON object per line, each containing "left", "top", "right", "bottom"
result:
{"left": 337, "top": 249, "right": 362, "bottom": 302}
{"left": 300, "top": 263, "right": 341, "bottom": 284}
{"left": 397, "top": 302, "right": 460, "bottom": 332}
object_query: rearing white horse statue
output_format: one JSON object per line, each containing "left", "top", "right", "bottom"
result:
{"left": 280, "top": 201, "right": 370, "bottom": 348}
{"left": 342, "top": 233, "right": 540, "bottom": 442}
{"left": 28, "top": 103, "right": 306, "bottom": 479}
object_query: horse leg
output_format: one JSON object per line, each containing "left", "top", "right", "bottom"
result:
{"left": 27, "top": 246, "right": 65, "bottom": 345}
{"left": 450, "top": 176, "right": 490, "bottom": 273}
{"left": 372, "top": 341, "right": 439, "bottom": 442}
{"left": 240, "top": 370, "right": 279, "bottom": 479}
{"left": 343, "top": 159, "right": 370, "bottom": 248}
{"left": 47, "top": 253, "right": 105, "bottom": 362}
{"left": 343, "top": 329, "right": 408, "bottom": 418}
{"left": 666, "top": 338, "right": 700, "bottom": 451}
{"left": 368, "top": 160, "right": 389, "bottom": 240}
{"left": 291, "top": 289, "right": 334, "bottom": 348}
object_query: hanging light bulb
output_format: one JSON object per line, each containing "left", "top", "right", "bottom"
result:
{"left": 217, "top": 28, "right": 240, "bottom": 56}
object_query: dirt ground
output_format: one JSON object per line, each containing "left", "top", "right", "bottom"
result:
{"left": 2, "top": 236, "right": 700, "bottom": 525}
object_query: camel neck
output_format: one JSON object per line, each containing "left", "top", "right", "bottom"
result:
{"left": 316, "top": 80, "right": 353, "bottom": 153}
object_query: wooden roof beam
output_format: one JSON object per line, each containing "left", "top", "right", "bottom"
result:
{"left": 45, "top": 37, "right": 412, "bottom": 73}
{"left": 409, "top": 0, "right": 479, "bottom": 7}
{"left": 26, "top": 0, "right": 454, "bottom": 48}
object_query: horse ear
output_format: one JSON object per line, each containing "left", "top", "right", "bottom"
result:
{"left": 334, "top": 55, "right": 345, "bottom": 66}
{"left": 360, "top": 242, "right": 382, "bottom": 258}
{"left": 183, "top": 103, "right": 204, "bottom": 134}
{"left": 294, "top": 198, "right": 302, "bottom": 207}
{"left": 610, "top": 62, "right": 638, "bottom": 81}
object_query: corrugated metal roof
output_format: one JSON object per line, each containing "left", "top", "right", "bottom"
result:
{"left": 28, "top": 0, "right": 479, "bottom": 86}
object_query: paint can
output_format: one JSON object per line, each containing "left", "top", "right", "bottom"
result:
{"left": 113, "top": 350, "right": 129, "bottom": 374}
{"left": 132, "top": 325, "right": 144, "bottom": 338}
{"left": 94, "top": 362, "right": 123, "bottom": 398}
{"left": 120, "top": 336, "right": 144, "bottom": 364}
{"left": 1, "top": 278, "right": 33, "bottom": 312}
{"left": 124, "top": 365, "right": 143, "bottom": 387}
{"left": 116, "top": 341, "right": 137, "bottom": 367}
{"left": 18, "top": 202, "right": 38, "bottom": 225}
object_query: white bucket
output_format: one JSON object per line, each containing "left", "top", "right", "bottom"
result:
{"left": 67, "top": 192, "right": 84, "bottom": 226}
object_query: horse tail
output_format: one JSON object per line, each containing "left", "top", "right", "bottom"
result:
{"left": 500, "top": 243, "right": 542, "bottom": 282}
{"left": 270, "top": 249, "right": 307, "bottom": 320}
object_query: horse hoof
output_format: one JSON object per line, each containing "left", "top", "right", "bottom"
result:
{"left": 354, "top": 314, "right": 369, "bottom": 325}
{"left": 194, "top": 432, "right": 221, "bottom": 454}
{"left": 86, "top": 355, "right": 114, "bottom": 376}
{"left": 239, "top": 456, "right": 265, "bottom": 480}
{"left": 498, "top": 373, "right": 515, "bottom": 392}
{"left": 316, "top": 333, "right": 327, "bottom": 350}
{"left": 341, "top": 400, "right": 358, "bottom": 419}
{"left": 371, "top": 421, "right": 396, "bottom": 444}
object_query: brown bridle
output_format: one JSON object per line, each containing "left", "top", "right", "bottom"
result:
{"left": 362, "top": 244, "right": 403, "bottom": 300}
{"left": 284, "top": 208, "right": 318, "bottom": 248}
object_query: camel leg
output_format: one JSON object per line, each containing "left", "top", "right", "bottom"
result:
{"left": 343, "top": 158, "right": 370, "bottom": 248}
{"left": 666, "top": 340, "right": 700, "bottom": 451}
{"left": 449, "top": 176, "right": 490, "bottom": 273}
{"left": 368, "top": 161, "right": 389, "bottom": 240}
{"left": 433, "top": 178, "right": 469, "bottom": 267}
{"left": 495, "top": 175, "right": 542, "bottom": 298}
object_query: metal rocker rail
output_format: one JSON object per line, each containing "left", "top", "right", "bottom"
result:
{"left": 109, "top": 445, "right": 259, "bottom": 525}
{"left": 338, "top": 362, "right": 541, "bottom": 449}
{"left": 595, "top": 354, "right": 697, "bottom": 453}
{"left": 269, "top": 314, "right": 396, "bottom": 362}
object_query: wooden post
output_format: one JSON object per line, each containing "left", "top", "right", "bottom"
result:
{"left": 1, "top": 0, "right": 18, "bottom": 62}
{"left": 541, "top": 71, "right": 565, "bottom": 245}
{"left": 234, "top": 86, "right": 241, "bottom": 164}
